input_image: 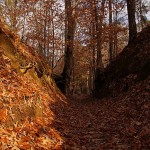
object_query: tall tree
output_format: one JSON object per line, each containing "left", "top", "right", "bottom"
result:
{"left": 126, "top": 0, "right": 137, "bottom": 43}
{"left": 109, "top": 0, "right": 113, "bottom": 62}
{"left": 61, "top": 0, "right": 76, "bottom": 95}
{"left": 93, "top": 0, "right": 106, "bottom": 95}
{"left": 95, "top": 0, "right": 105, "bottom": 69}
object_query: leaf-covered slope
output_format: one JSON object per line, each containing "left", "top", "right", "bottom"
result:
{"left": 0, "top": 18, "right": 65, "bottom": 149}
{"left": 94, "top": 25, "right": 150, "bottom": 98}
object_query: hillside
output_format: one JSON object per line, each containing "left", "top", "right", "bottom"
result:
{"left": 0, "top": 18, "right": 66, "bottom": 149}
{"left": 53, "top": 26, "right": 150, "bottom": 149}
{"left": 94, "top": 25, "right": 150, "bottom": 98}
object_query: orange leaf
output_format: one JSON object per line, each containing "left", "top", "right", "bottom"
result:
{"left": 19, "top": 142, "right": 31, "bottom": 149}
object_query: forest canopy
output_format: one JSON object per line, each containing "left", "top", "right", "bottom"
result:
{"left": 0, "top": 0, "right": 149, "bottom": 95}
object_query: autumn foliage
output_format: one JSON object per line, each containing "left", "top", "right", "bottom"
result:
{"left": 0, "top": 0, "right": 150, "bottom": 149}
{"left": 0, "top": 18, "right": 65, "bottom": 149}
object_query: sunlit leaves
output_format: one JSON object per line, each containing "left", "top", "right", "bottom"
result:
{"left": 0, "top": 22, "right": 64, "bottom": 149}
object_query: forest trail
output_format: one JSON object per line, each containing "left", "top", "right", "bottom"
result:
{"left": 53, "top": 76, "right": 150, "bottom": 149}
{"left": 54, "top": 97, "right": 123, "bottom": 149}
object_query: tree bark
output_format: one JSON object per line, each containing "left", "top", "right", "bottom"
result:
{"left": 127, "top": 0, "right": 137, "bottom": 43}
{"left": 93, "top": 0, "right": 106, "bottom": 95}
{"left": 61, "top": 0, "right": 76, "bottom": 95}
{"left": 95, "top": 0, "right": 105, "bottom": 69}
{"left": 109, "top": 0, "right": 113, "bottom": 62}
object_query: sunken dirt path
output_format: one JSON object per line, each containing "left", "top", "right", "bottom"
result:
{"left": 53, "top": 94, "right": 150, "bottom": 150}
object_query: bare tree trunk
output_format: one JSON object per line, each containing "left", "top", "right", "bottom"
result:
{"left": 109, "top": 0, "right": 113, "bottom": 62}
{"left": 113, "top": 10, "right": 118, "bottom": 57}
{"left": 89, "top": 13, "right": 96, "bottom": 93}
{"left": 127, "top": 0, "right": 137, "bottom": 43}
{"left": 95, "top": 0, "right": 105, "bottom": 69}
{"left": 43, "top": 9, "right": 47, "bottom": 57}
{"left": 61, "top": 0, "right": 76, "bottom": 95}
{"left": 93, "top": 0, "right": 106, "bottom": 95}
{"left": 51, "top": 8, "right": 55, "bottom": 72}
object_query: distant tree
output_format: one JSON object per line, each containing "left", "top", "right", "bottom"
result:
{"left": 136, "top": 0, "right": 149, "bottom": 30}
{"left": 93, "top": 0, "right": 106, "bottom": 95}
{"left": 1, "top": 0, "right": 18, "bottom": 30}
{"left": 95, "top": 0, "right": 105, "bottom": 70}
{"left": 126, "top": 0, "right": 137, "bottom": 43}
{"left": 109, "top": 0, "right": 113, "bottom": 62}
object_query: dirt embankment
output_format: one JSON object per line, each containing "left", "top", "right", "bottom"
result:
{"left": 94, "top": 26, "right": 150, "bottom": 98}
{"left": 0, "top": 18, "right": 66, "bottom": 149}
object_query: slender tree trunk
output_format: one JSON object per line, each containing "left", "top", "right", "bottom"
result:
{"left": 21, "top": 14, "right": 26, "bottom": 41}
{"left": 43, "top": 9, "right": 47, "bottom": 57}
{"left": 109, "top": 0, "right": 113, "bottom": 62}
{"left": 113, "top": 10, "right": 118, "bottom": 57}
{"left": 51, "top": 8, "right": 55, "bottom": 72}
{"left": 95, "top": 0, "right": 105, "bottom": 69}
{"left": 127, "top": 0, "right": 137, "bottom": 43}
{"left": 93, "top": 0, "right": 106, "bottom": 96}
{"left": 89, "top": 15, "right": 96, "bottom": 93}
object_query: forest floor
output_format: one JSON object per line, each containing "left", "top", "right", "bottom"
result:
{"left": 53, "top": 77, "right": 150, "bottom": 150}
